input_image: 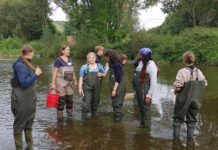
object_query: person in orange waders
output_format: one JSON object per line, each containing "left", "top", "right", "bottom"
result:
{"left": 51, "top": 45, "right": 77, "bottom": 121}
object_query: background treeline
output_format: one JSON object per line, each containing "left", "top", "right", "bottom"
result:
{"left": 0, "top": 0, "right": 218, "bottom": 65}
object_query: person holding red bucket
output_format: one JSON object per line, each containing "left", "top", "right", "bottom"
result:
{"left": 51, "top": 45, "right": 77, "bottom": 121}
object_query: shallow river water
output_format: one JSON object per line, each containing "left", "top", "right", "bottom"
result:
{"left": 0, "top": 58, "right": 217, "bottom": 150}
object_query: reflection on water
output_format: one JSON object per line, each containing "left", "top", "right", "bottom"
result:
{"left": 0, "top": 58, "right": 218, "bottom": 150}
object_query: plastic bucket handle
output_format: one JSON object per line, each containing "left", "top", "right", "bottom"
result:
{"left": 48, "top": 88, "right": 59, "bottom": 94}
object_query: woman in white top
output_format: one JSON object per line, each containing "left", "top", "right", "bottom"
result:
{"left": 136, "top": 48, "right": 158, "bottom": 129}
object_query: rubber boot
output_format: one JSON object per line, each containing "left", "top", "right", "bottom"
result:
{"left": 113, "top": 113, "right": 122, "bottom": 122}
{"left": 91, "top": 111, "right": 97, "bottom": 118}
{"left": 57, "top": 110, "right": 64, "bottom": 122}
{"left": 81, "top": 109, "right": 87, "bottom": 122}
{"left": 14, "top": 133, "right": 23, "bottom": 150}
{"left": 66, "top": 109, "right": 73, "bottom": 118}
{"left": 24, "top": 129, "right": 33, "bottom": 150}
{"left": 186, "top": 127, "right": 195, "bottom": 149}
{"left": 144, "top": 106, "right": 151, "bottom": 130}
{"left": 173, "top": 124, "right": 181, "bottom": 141}
{"left": 172, "top": 124, "right": 184, "bottom": 149}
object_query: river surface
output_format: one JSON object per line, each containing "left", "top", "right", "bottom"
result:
{"left": 0, "top": 58, "right": 217, "bottom": 150}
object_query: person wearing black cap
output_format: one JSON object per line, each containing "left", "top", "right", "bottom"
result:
{"left": 136, "top": 48, "right": 158, "bottom": 129}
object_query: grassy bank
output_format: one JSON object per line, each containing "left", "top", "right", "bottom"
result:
{"left": 1, "top": 27, "right": 218, "bottom": 66}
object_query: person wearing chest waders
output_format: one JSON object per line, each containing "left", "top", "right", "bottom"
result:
{"left": 173, "top": 51, "right": 207, "bottom": 147}
{"left": 78, "top": 52, "right": 105, "bottom": 121}
{"left": 137, "top": 48, "right": 158, "bottom": 129}
{"left": 51, "top": 45, "right": 77, "bottom": 121}
{"left": 11, "top": 45, "right": 42, "bottom": 150}
{"left": 104, "top": 50, "right": 127, "bottom": 122}
{"left": 132, "top": 52, "right": 143, "bottom": 106}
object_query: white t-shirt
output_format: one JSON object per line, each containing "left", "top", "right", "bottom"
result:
{"left": 145, "top": 60, "right": 158, "bottom": 100}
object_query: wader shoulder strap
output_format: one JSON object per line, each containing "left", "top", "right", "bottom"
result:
{"left": 186, "top": 67, "right": 199, "bottom": 81}
{"left": 195, "top": 68, "right": 199, "bottom": 81}
{"left": 58, "top": 57, "right": 73, "bottom": 66}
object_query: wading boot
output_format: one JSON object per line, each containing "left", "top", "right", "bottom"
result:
{"left": 24, "top": 129, "right": 33, "bottom": 150}
{"left": 57, "top": 110, "right": 64, "bottom": 122}
{"left": 186, "top": 127, "right": 195, "bottom": 149}
{"left": 113, "top": 113, "right": 122, "bottom": 122}
{"left": 172, "top": 124, "right": 184, "bottom": 149}
{"left": 81, "top": 110, "right": 87, "bottom": 122}
{"left": 91, "top": 111, "right": 97, "bottom": 118}
{"left": 14, "top": 133, "right": 23, "bottom": 150}
{"left": 66, "top": 109, "right": 73, "bottom": 118}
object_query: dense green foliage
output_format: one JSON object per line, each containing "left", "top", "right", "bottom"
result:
{"left": 154, "top": 0, "right": 218, "bottom": 34}
{"left": 127, "top": 28, "right": 218, "bottom": 65}
{"left": 0, "top": 0, "right": 53, "bottom": 40}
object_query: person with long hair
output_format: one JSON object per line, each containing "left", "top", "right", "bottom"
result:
{"left": 173, "top": 51, "right": 207, "bottom": 147}
{"left": 51, "top": 45, "right": 77, "bottom": 121}
{"left": 136, "top": 48, "right": 158, "bottom": 129}
{"left": 104, "top": 50, "right": 126, "bottom": 122}
{"left": 132, "top": 52, "right": 143, "bottom": 106}
{"left": 11, "top": 44, "right": 42, "bottom": 149}
{"left": 78, "top": 52, "right": 105, "bottom": 121}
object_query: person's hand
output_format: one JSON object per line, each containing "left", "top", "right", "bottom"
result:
{"left": 97, "top": 72, "right": 103, "bottom": 77}
{"left": 144, "top": 97, "right": 151, "bottom": 105}
{"left": 174, "top": 87, "right": 181, "bottom": 94}
{"left": 74, "top": 80, "right": 78, "bottom": 87}
{"left": 112, "top": 90, "right": 116, "bottom": 97}
{"left": 79, "top": 88, "right": 84, "bottom": 96}
{"left": 51, "top": 84, "right": 56, "bottom": 88}
{"left": 35, "top": 66, "right": 42, "bottom": 76}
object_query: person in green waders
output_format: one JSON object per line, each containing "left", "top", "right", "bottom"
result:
{"left": 136, "top": 48, "right": 158, "bottom": 129}
{"left": 104, "top": 50, "right": 127, "bottom": 122}
{"left": 51, "top": 45, "right": 77, "bottom": 121}
{"left": 11, "top": 45, "right": 42, "bottom": 150}
{"left": 173, "top": 51, "right": 207, "bottom": 147}
{"left": 78, "top": 52, "right": 105, "bottom": 121}
{"left": 132, "top": 52, "right": 143, "bottom": 106}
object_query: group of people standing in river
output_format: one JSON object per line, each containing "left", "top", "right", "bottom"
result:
{"left": 10, "top": 44, "right": 207, "bottom": 149}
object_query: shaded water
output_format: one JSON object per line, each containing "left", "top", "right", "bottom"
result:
{"left": 0, "top": 58, "right": 218, "bottom": 150}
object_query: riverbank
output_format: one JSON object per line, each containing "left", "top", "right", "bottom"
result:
{"left": 1, "top": 27, "right": 218, "bottom": 66}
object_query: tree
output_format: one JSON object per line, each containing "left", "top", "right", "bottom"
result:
{"left": 0, "top": 0, "right": 52, "bottom": 40}
{"left": 55, "top": 0, "right": 160, "bottom": 43}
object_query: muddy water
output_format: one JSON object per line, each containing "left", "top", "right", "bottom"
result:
{"left": 0, "top": 58, "right": 218, "bottom": 150}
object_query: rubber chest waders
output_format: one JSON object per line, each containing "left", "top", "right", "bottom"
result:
{"left": 173, "top": 68, "right": 205, "bottom": 141}
{"left": 56, "top": 57, "right": 74, "bottom": 119}
{"left": 82, "top": 64, "right": 102, "bottom": 120}
{"left": 109, "top": 67, "right": 126, "bottom": 121}
{"left": 11, "top": 82, "right": 37, "bottom": 149}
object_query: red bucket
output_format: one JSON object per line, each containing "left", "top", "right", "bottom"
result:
{"left": 46, "top": 88, "right": 59, "bottom": 108}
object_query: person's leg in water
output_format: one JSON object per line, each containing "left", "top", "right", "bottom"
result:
{"left": 82, "top": 87, "right": 93, "bottom": 122}
{"left": 65, "top": 95, "right": 73, "bottom": 118}
{"left": 57, "top": 96, "right": 65, "bottom": 121}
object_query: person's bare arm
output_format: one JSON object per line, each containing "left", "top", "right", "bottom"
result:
{"left": 78, "top": 76, "right": 84, "bottom": 96}
{"left": 52, "top": 67, "right": 58, "bottom": 88}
